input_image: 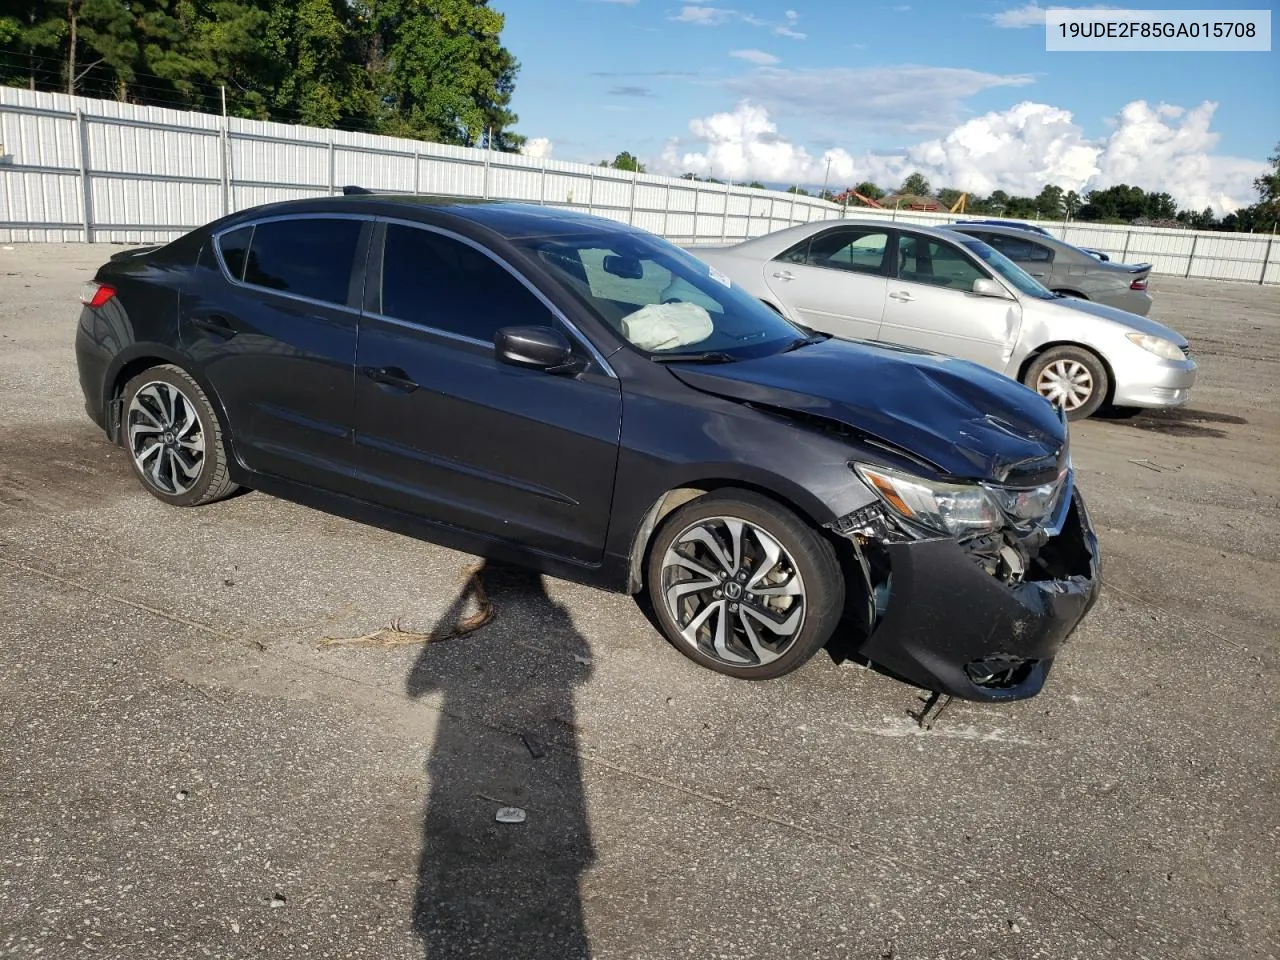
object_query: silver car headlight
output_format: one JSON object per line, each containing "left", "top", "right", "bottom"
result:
{"left": 855, "top": 464, "right": 1003, "bottom": 538}
{"left": 1126, "top": 332, "right": 1184, "bottom": 361}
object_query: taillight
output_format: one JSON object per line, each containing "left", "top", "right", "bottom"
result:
{"left": 79, "top": 282, "right": 116, "bottom": 308}
{"left": 1130, "top": 278, "right": 1148, "bottom": 291}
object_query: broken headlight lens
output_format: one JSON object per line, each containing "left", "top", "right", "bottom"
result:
{"left": 854, "top": 464, "right": 1002, "bottom": 538}
{"left": 1126, "top": 332, "right": 1185, "bottom": 361}
{"left": 980, "top": 473, "right": 1067, "bottom": 528}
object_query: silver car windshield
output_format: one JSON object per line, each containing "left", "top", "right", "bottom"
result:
{"left": 958, "top": 238, "right": 1055, "bottom": 300}
{"left": 518, "top": 232, "right": 808, "bottom": 360}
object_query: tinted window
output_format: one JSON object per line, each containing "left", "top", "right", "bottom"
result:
{"left": 217, "top": 225, "right": 252, "bottom": 281}
{"left": 381, "top": 224, "right": 552, "bottom": 342}
{"left": 986, "top": 234, "right": 1053, "bottom": 263}
{"left": 242, "top": 218, "right": 362, "bottom": 306}
{"left": 898, "top": 235, "right": 987, "bottom": 290}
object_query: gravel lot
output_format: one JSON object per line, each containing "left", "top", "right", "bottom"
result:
{"left": 1, "top": 244, "right": 1277, "bottom": 960}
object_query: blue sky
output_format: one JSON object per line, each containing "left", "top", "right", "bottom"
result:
{"left": 500, "top": 1, "right": 1278, "bottom": 210}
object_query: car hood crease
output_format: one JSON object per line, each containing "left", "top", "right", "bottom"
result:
{"left": 669, "top": 338, "right": 1068, "bottom": 486}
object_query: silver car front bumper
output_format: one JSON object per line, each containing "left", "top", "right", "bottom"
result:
{"left": 1111, "top": 354, "right": 1198, "bottom": 408}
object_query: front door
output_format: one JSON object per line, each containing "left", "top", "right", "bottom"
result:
{"left": 352, "top": 222, "right": 622, "bottom": 564}
{"left": 182, "top": 215, "right": 369, "bottom": 485}
{"left": 762, "top": 225, "right": 891, "bottom": 340}
{"left": 878, "top": 232, "right": 1023, "bottom": 370}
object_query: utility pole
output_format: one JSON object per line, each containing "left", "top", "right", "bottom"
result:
{"left": 821, "top": 158, "right": 832, "bottom": 199}
{"left": 220, "top": 85, "right": 227, "bottom": 118}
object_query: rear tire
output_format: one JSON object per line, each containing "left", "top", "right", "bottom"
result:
{"left": 1023, "top": 346, "right": 1109, "bottom": 421}
{"left": 120, "top": 364, "right": 239, "bottom": 507}
{"left": 646, "top": 490, "right": 844, "bottom": 680}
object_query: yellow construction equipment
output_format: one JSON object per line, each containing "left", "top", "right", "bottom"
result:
{"left": 949, "top": 193, "right": 968, "bottom": 214}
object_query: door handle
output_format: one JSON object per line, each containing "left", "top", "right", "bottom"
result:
{"left": 362, "top": 365, "right": 419, "bottom": 392}
{"left": 771, "top": 270, "right": 796, "bottom": 281}
{"left": 888, "top": 291, "right": 915, "bottom": 302}
{"left": 191, "top": 314, "right": 236, "bottom": 339}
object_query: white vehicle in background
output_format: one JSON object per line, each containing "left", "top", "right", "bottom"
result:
{"left": 683, "top": 220, "right": 1197, "bottom": 420}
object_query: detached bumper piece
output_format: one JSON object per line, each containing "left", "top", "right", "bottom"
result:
{"left": 839, "top": 490, "right": 1100, "bottom": 702}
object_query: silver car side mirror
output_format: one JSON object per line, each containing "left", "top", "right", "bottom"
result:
{"left": 971, "top": 277, "right": 1012, "bottom": 299}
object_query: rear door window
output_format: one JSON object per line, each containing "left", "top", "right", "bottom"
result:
{"left": 776, "top": 227, "right": 889, "bottom": 275}
{"left": 241, "top": 218, "right": 363, "bottom": 306}
{"left": 985, "top": 234, "right": 1054, "bottom": 263}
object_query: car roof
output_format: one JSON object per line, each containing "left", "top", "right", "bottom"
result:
{"left": 724, "top": 217, "right": 970, "bottom": 257}
{"left": 214, "top": 193, "right": 647, "bottom": 242}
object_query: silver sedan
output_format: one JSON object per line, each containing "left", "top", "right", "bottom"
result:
{"left": 685, "top": 220, "right": 1196, "bottom": 420}
{"left": 944, "top": 223, "right": 1154, "bottom": 315}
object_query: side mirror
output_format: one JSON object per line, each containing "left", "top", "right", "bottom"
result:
{"left": 495, "top": 326, "right": 581, "bottom": 373}
{"left": 971, "top": 277, "right": 1012, "bottom": 299}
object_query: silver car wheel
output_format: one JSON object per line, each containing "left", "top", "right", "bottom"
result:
{"left": 660, "top": 516, "right": 806, "bottom": 667}
{"left": 127, "top": 381, "right": 206, "bottom": 495}
{"left": 1036, "top": 359, "right": 1094, "bottom": 412}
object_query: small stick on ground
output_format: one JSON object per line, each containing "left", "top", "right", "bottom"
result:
{"left": 317, "top": 563, "right": 493, "bottom": 649}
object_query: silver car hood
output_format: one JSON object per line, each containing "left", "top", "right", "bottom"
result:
{"left": 1045, "top": 296, "right": 1187, "bottom": 346}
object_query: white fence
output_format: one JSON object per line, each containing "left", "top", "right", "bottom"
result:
{"left": 2, "top": 87, "right": 1277, "bottom": 284}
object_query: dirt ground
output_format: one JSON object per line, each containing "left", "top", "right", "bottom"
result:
{"left": 1, "top": 244, "right": 1277, "bottom": 960}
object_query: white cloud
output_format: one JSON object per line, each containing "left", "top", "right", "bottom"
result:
{"left": 730, "top": 48, "right": 780, "bottom": 65}
{"left": 655, "top": 100, "right": 1263, "bottom": 214}
{"left": 522, "top": 137, "right": 554, "bottom": 160}
{"left": 774, "top": 8, "right": 806, "bottom": 38}
{"left": 991, "top": 2, "right": 1116, "bottom": 28}
{"left": 671, "top": 5, "right": 733, "bottom": 24}
{"left": 670, "top": 5, "right": 806, "bottom": 36}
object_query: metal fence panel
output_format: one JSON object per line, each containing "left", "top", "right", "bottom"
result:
{"left": 1, "top": 87, "right": 1276, "bottom": 283}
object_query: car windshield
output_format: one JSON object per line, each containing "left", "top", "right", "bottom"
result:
{"left": 515, "top": 231, "right": 807, "bottom": 360}
{"left": 957, "top": 237, "right": 1055, "bottom": 299}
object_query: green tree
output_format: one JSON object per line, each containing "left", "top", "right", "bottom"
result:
{"left": 365, "top": 0, "right": 522, "bottom": 149}
{"left": 786, "top": 185, "right": 810, "bottom": 196}
{"left": 852, "top": 180, "right": 883, "bottom": 201}
{"left": 1035, "top": 184, "right": 1064, "bottom": 218}
{"left": 604, "top": 150, "right": 644, "bottom": 173}
{"left": 936, "top": 187, "right": 965, "bottom": 210}
{"left": 746, "top": 180, "right": 765, "bottom": 189}
{"left": 1063, "top": 190, "right": 1081, "bottom": 219}
{"left": 898, "top": 171, "right": 930, "bottom": 196}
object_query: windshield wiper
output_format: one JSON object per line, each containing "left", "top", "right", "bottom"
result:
{"left": 650, "top": 350, "right": 737, "bottom": 364}
{"left": 781, "top": 334, "right": 828, "bottom": 352}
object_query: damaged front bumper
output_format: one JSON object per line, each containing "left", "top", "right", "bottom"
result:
{"left": 834, "top": 488, "right": 1101, "bottom": 702}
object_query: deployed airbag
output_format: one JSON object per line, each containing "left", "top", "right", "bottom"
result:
{"left": 621, "top": 302, "right": 715, "bottom": 351}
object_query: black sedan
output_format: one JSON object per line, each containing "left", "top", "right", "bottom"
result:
{"left": 75, "top": 195, "right": 1100, "bottom": 701}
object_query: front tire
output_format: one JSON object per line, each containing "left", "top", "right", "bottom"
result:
{"left": 1024, "top": 346, "right": 1109, "bottom": 421}
{"left": 646, "top": 490, "right": 844, "bottom": 680}
{"left": 120, "top": 364, "right": 239, "bottom": 507}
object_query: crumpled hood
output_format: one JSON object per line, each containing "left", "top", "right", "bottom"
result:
{"left": 670, "top": 337, "right": 1068, "bottom": 485}
{"left": 1050, "top": 296, "right": 1188, "bottom": 345}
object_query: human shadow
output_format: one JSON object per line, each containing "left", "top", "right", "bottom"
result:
{"left": 406, "top": 561, "right": 594, "bottom": 959}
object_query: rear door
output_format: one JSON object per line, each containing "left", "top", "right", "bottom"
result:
{"left": 183, "top": 214, "right": 369, "bottom": 485}
{"left": 878, "top": 231, "right": 1022, "bottom": 369}
{"left": 761, "top": 225, "right": 891, "bottom": 340}
{"left": 351, "top": 221, "right": 621, "bottom": 564}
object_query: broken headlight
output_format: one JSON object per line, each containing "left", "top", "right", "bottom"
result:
{"left": 854, "top": 464, "right": 1003, "bottom": 538}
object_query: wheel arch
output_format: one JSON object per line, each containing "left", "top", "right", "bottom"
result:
{"left": 624, "top": 478, "right": 835, "bottom": 594}
{"left": 104, "top": 347, "right": 233, "bottom": 446}
{"left": 1049, "top": 288, "right": 1089, "bottom": 300}
{"left": 1016, "top": 340, "right": 1117, "bottom": 407}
